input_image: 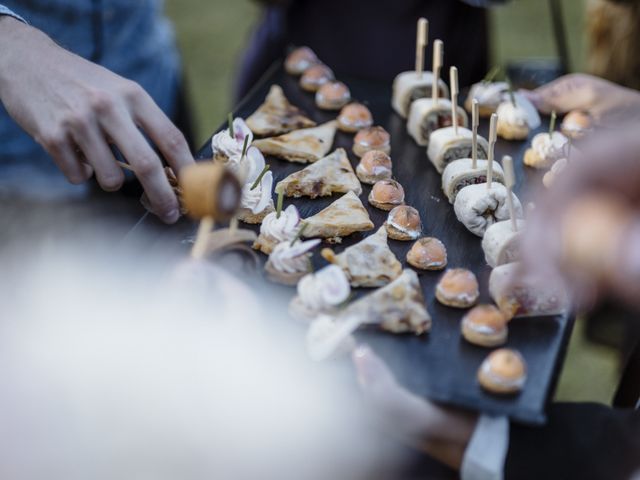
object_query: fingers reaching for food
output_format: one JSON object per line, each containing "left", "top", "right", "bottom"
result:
{"left": 0, "top": 19, "right": 194, "bottom": 224}
{"left": 521, "top": 73, "right": 640, "bottom": 127}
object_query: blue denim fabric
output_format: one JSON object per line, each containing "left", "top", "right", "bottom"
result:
{"left": 0, "top": 2, "right": 180, "bottom": 197}
{"left": 0, "top": 4, "right": 25, "bottom": 22}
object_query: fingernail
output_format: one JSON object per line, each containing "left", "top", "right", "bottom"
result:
{"left": 162, "top": 208, "right": 180, "bottom": 224}
{"left": 353, "top": 344, "right": 371, "bottom": 359}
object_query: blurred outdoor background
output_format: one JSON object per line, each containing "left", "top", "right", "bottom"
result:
{"left": 165, "top": 0, "right": 618, "bottom": 404}
{"left": 166, "top": 0, "right": 588, "bottom": 146}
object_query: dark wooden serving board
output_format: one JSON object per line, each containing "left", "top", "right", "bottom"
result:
{"left": 132, "top": 61, "right": 573, "bottom": 425}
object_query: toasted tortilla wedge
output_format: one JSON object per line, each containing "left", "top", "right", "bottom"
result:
{"left": 302, "top": 191, "right": 374, "bottom": 241}
{"left": 323, "top": 226, "right": 402, "bottom": 287}
{"left": 246, "top": 85, "right": 316, "bottom": 137}
{"left": 276, "top": 148, "right": 362, "bottom": 198}
{"left": 339, "top": 269, "right": 431, "bottom": 334}
{"left": 252, "top": 121, "right": 337, "bottom": 164}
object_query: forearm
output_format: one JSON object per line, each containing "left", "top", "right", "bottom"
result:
{"left": 0, "top": 16, "right": 53, "bottom": 97}
{"left": 412, "top": 403, "right": 478, "bottom": 470}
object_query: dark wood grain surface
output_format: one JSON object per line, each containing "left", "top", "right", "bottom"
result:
{"left": 133, "top": 61, "right": 573, "bottom": 425}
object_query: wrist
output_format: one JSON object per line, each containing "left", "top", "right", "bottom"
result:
{"left": 0, "top": 18, "right": 50, "bottom": 93}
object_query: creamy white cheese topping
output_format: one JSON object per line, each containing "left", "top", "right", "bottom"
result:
{"left": 531, "top": 131, "right": 568, "bottom": 163}
{"left": 259, "top": 205, "right": 301, "bottom": 245}
{"left": 269, "top": 239, "right": 320, "bottom": 274}
{"left": 481, "top": 361, "right": 526, "bottom": 389}
{"left": 387, "top": 211, "right": 421, "bottom": 239}
{"left": 211, "top": 118, "right": 253, "bottom": 160}
{"left": 388, "top": 218, "right": 421, "bottom": 239}
{"left": 496, "top": 101, "right": 529, "bottom": 127}
{"left": 463, "top": 317, "right": 501, "bottom": 335}
{"left": 297, "top": 265, "right": 351, "bottom": 311}
{"left": 227, "top": 145, "right": 265, "bottom": 184}
{"left": 469, "top": 81, "right": 509, "bottom": 106}
{"left": 240, "top": 170, "right": 272, "bottom": 214}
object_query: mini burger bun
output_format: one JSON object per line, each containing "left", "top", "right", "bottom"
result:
{"left": 478, "top": 348, "right": 527, "bottom": 394}
{"left": 461, "top": 305, "right": 508, "bottom": 347}
{"left": 435, "top": 268, "right": 479, "bottom": 308}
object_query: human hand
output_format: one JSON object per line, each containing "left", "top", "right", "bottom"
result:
{"left": 0, "top": 17, "right": 194, "bottom": 223}
{"left": 521, "top": 127, "right": 640, "bottom": 310}
{"left": 352, "top": 345, "right": 477, "bottom": 470}
{"left": 521, "top": 73, "right": 640, "bottom": 128}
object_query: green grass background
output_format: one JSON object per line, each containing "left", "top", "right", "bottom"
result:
{"left": 165, "top": 0, "right": 620, "bottom": 404}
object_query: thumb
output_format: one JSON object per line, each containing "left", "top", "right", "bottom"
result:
{"left": 352, "top": 345, "right": 398, "bottom": 391}
{"left": 352, "top": 346, "right": 436, "bottom": 439}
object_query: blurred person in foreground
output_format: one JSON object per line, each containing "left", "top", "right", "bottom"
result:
{"left": 236, "top": 0, "right": 510, "bottom": 100}
{"left": 0, "top": 3, "right": 193, "bottom": 223}
{"left": 0, "top": 240, "right": 407, "bottom": 480}
{"left": 352, "top": 74, "right": 640, "bottom": 480}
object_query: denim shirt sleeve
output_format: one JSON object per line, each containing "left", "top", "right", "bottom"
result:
{"left": 0, "top": 4, "right": 26, "bottom": 23}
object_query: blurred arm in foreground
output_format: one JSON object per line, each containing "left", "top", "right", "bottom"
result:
{"left": 522, "top": 126, "right": 640, "bottom": 310}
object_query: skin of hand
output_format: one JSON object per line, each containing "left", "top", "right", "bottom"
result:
{"left": 0, "top": 16, "right": 194, "bottom": 223}
{"left": 521, "top": 73, "right": 640, "bottom": 127}
{"left": 521, "top": 126, "right": 640, "bottom": 311}
{"left": 352, "top": 345, "right": 477, "bottom": 471}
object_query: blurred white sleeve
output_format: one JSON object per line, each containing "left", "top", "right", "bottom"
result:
{"left": 460, "top": 415, "right": 509, "bottom": 480}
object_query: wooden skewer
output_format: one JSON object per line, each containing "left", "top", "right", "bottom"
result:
{"left": 431, "top": 39, "right": 443, "bottom": 104}
{"left": 415, "top": 18, "right": 428, "bottom": 79}
{"left": 472, "top": 99, "right": 479, "bottom": 169}
{"left": 229, "top": 217, "right": 239, "bottom": 235}
{"left": 191, "top": 217, "right": 214, "bottom": 259}
{"left": 450, "top": 66, "right": 459, "bottom": 135}
{"left": 487, "top": 113, "right": 498, "bottom": 189}
{"left": 502, "top": 155, "right": 518, "bottom": 232}
{"left": 117, "top": 161, "right": 134, "bottom": 172}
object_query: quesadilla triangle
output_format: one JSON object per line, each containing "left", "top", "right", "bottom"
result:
{"left": 302, "top": 191, "right": 374, "bottom": 242}
{"left": 253, "top": 121, "right": 338, "bottom": 164}
{"left": 339, "top": 269, "right": 432, "bottom": 335}
{"left": 246, "top": 84, "right": 316, "bottom": 136}
{"left": 322, "top": 226, "right": 402, "bottom": 287}
{"left": 276, "top": 148, "right": 362, "bottom": 198}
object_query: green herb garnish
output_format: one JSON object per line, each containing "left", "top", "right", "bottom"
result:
{"left": 483, "top": 65, "right": 501, "bottom": 83}
{"left": 276, "top": 188, "right": 284, "bottom": 218}
{"left": 250, "top": 164, "right": 270, "bottom": 191}
{"left": 290, "top": 222, "right": 308, "bottom": 246}
{"left": 241, "top": 135, "right": 249, "bottom": 159}
{"left": 549, "top": 110, "right": 557, "bottom": 137}
{"left": 228, "top": 113, "right": 235, "bottom": 139}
